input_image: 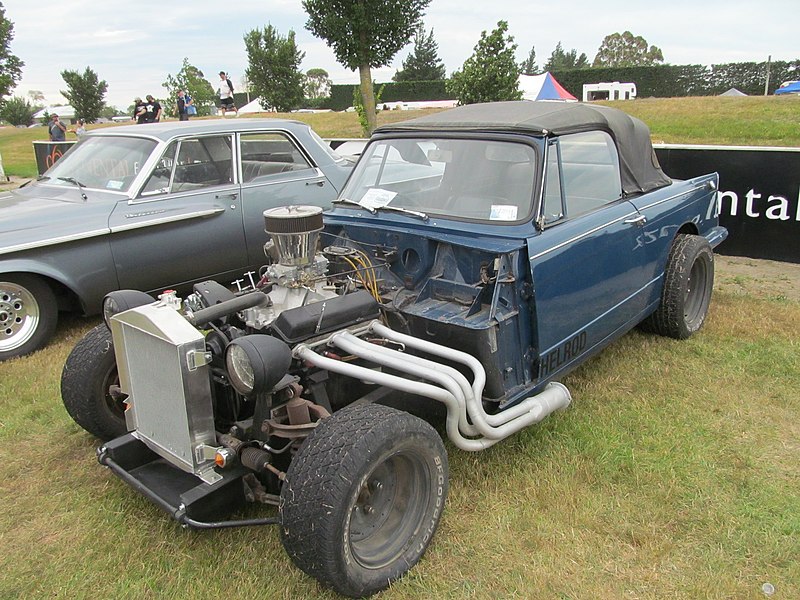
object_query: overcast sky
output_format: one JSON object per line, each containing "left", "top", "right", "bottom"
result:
{"left": 3, "top": 0, "right": 796, "bottom": 109}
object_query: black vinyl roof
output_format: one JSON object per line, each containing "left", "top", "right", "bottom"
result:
{"left": 375, "top": 101, "right": 672, "bottom": 196}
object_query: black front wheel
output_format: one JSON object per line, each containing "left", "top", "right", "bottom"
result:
{"left": 643, "top": 233, "right": 715, "bottom": 339}
{"left": 280, "top": 403, "right": 448, "bottom": 598}
{"left": 61, "top": 324, "right": 127, "bottom": 440}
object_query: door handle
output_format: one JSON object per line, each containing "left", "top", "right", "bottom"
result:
{"left": 306, "top": 180, "right": 325, "bottom": 187}
{"left": 624, "top": 215, "right": 646, "bottom": 227}
{"left": 216, "top": 192, "right": 239, "bottom": 200}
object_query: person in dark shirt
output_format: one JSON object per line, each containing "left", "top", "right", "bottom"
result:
{"left": 176, "top": 90, "right": 188, "bottom": 121}
{"left": 133, "top": 97, "right": 146, "bottom": 124}
{"left": 143, "top": 95, "right": 162, "bottom": 123}
{"left": 48, "top": 114, "right": 67, "bottom": 141}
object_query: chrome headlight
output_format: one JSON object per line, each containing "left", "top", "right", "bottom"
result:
{"left": 224, "top": 335, "right": 292, "bottom": 396}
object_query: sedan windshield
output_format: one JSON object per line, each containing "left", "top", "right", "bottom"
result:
{"left": 44, "top": 136, "right": 157, "bottom": 193}
{"left": 339, "top": 138, "right": 537, "bottom": 222}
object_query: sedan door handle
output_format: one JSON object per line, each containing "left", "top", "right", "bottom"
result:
{"left": 306, "top": 180, "right": 325, "bottom": 187}
{"left": 624, "top": 214, "right": 646, "bottom": 227}
{"left": 216, "top": 192, "right": 238, "bottom": 200}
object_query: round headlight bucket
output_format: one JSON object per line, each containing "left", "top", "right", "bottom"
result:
{"left": 103, "top": 290, "right": 156, "bottom": 329}
{"left": 224, "top": 335, "right": 292, "bottom": 396}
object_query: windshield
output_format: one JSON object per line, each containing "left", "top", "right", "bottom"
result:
{"left": 44, "top": 135, "right": 157, "bottom": 193}
{"left": 339, "top": 137, "right": 537, "bottom": 222}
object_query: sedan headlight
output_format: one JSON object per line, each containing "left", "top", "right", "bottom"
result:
{"left": 103, "top": 290, "right": 156, "bottom": 329}
{"left": 225, "top": 335, "right": 292, "bottom": 396}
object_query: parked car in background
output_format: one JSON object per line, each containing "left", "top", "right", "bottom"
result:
{"left": 0, "top": 119, "right": 353, "bottom": 361}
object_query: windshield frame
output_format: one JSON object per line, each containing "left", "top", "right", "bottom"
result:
{"left": 340, "top": 131, "right": 542, "bottom": 224}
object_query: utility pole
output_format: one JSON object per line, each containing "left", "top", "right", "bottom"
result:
{"left": 764, "top": 55, "right": 772, "bottom": 95}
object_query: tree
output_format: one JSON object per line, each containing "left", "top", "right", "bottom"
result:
{"left": 544, "top": 42, "right": 589, "bottom": 71}
{"left": 393, "top": 26, "right": 445, "bottom": 82}
{"left": 244, "top": 24, "right": 305, "bottom": 112}
{"left": 0, "top": 4, "right": 22, "bottom": 102}
{"left": 27, "top": 89, "right": 44, "bottom": 104}
{"left": 163, "top": 58, "right": 216, "bottom": 117}
{"left": 519, "top": 46, "right": 538, "bottom": 75}
{"left": 447, "top": 20, "right": 522, "bottom": 106}
{"left": 60, "top": 67, "right": 107, "bottom": 123}
{"left": 593, "top": 31, "right": 664, "bottom": 67}
{"left": 0, "top": 96, "right": 34, "bottom": 125}
{"left": 305, "top": 68, "right": 331, "bottom": 100}
{"left": 304, "top": 0, "right": 431, "bottom": 134}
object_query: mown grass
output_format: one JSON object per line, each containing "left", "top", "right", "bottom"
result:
{"left": 0, "top": 287, "right": 797, "bottom": 599}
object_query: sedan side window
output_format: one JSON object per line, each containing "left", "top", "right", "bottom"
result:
{"left": 240, "top": 133, "right": 313, "bottom": 184}
{"left": 171, "top": 136, "right": 233, "bottom": 192}
{"left": 140, "top": 141, "right": 178, "bottom": 196}
{"left": 542, "top": 131, "right": 622, "bottom": 224}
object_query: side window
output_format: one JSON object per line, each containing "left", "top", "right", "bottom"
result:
{"left": 171, "top": 136, "right": 233, "bottom": 192}
{"left": 140, "top": 141, "right": 177, "bottom": 196}
{"left": 548, "top": 131, "right": 622, "bottom": 222}
{"left": 239, "top": 132, "right": 313, "bottom": 184}
{"left": 139, "top": 136, "right": 233, "bottom": 197}
{"left": 542, "top": 141, "right": 564, "bottom": 224}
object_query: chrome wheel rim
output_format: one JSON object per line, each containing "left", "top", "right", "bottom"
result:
{"left": 0, "top": 283, "right": 40, "bottom": 352}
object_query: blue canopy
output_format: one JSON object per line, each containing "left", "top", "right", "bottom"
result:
{"left": 775, "top": 81, "right": 800, "bottom": 95}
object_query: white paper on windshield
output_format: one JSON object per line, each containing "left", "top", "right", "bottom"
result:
{"left": 490, "top": 205, "right": 518, "bottom": 220}
{"left": 359, "top": 188, "right": 397, "bottom": 209}
{"left": 106, "top": 180, "right": 124, "bottom": 190}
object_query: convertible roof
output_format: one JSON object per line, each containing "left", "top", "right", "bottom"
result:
{"left": 375, "top": 101, "right": 672, "bottom": 195}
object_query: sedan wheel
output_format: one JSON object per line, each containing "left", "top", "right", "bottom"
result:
{"left": 0, "top": 275, "right": 58, "bottom": 361}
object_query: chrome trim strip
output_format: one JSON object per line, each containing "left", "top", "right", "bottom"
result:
{"left": 529, "top": 211, "right": 639, "bottom": 261}
{"left": 633, "top": 187, "right": 696, "bottom": 212}
{"left": 0, "top": 229, "right": 110, "bottom": 255}
{"left": 240, "top": 167, "right": 324, "bottom": 190}
{"left": 109, "top": 208, "right": 226, "bottom": 233}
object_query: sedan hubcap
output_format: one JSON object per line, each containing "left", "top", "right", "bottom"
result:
{"left": 0, "top": 283, "right": 40, "bottom": 352}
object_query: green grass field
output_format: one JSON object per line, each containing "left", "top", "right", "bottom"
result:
{"left": 0, "top": 97, "right": 798, "bottom": 598}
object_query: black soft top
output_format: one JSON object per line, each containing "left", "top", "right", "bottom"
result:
{"left": 375, "top": 101, "right": 672, "bottom": 196}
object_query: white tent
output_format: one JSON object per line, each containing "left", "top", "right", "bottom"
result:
{"left": 33, "top": 105, "right": 76, "bottom": 119}
{"left": 237, "top": 98, "right": 274, "bottom": 114}
{"left": 720, "top": 88, "right": 747, "bottom": 97}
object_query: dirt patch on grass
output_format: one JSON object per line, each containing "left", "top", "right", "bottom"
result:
{"left": 715, "top": 255, "right": 800, "bottom": 301}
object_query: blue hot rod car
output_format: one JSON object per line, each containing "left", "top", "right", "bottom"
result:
{"left": 62, "top": 101, "right": 726, "bottom": 597}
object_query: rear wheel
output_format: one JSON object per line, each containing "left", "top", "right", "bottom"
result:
{"left": 280, "top": 403, "right": 448, "bottom": 598}
{"left": 61, "top": 324, "right": 127, "bottom": 440}
{"left": 0, "top": 274, "right": 58, "bottom": 361}
{"left": 643, "top": 234, "right": 715, "bottom": 339}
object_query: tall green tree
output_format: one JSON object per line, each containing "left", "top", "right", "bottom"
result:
{"left": 593, "top": 31, "right": 664, "bottom": 67}
{"left": 0, "top": 95, "right": 34, "bottom": 125}
{"left": 244, "top": 24, "right": 305, "bottom": 112}
{"left": 393, "top": 26, "right": 445, "bottom": 82}
{"left": 447, "top": 20, "right": 522, "bottom": 105}
{"left": 519, "top": 45, "right": 538, "bottom": 75}
{"left": 544, "top": 42, "right": 589, "bottom": 71}
{"left": 60, "top": 67, "right": 107, "bottom": 123}
{"left": 304, "top": 0, "right": 431, "bottom": 134}
{"left": 163, "top": 58, "right": 216, "bottom": 116}
{"left": 0, "top": 3, "right": 23, "bottom": 102}
{"left": 304, "top": 68, "right": 331, "bottom": 99}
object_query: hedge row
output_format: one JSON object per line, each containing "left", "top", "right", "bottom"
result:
{"left": 318, "top": 60, "right": 798, "bottom": 110}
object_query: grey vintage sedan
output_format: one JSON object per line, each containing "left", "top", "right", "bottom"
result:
{"left": 0, "top": 119, "right": 353, "bottom": 360}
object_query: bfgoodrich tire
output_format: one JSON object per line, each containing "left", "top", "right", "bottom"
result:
{"left": 643, "top": 234, "right": 715, "bottom": 339}
{"left": 0, "top": 274, "right": 58, "bottom": 361}
{"left": 61, "top": 324, "right": 127, "bottom": 440}
{"left": 280, "top": 403, "right": 448, "bottom": 598}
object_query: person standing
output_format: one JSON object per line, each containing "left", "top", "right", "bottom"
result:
{"left": 133, "top": 97, "right": 147, "bottom": 123}
{"left": 71, "top": 119, "right": 87, "bottom": 137}
{"left": 48, "top": 113, "right": 67, "bottom": 141}
{"left": 218, "top": 71, "right": 237, "bottom": 116}
{"left": 143, "top": 95, "right": 162, "bottom": 123}
{"left": 176, "top": 90, "right": 188, "bottom": 121}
